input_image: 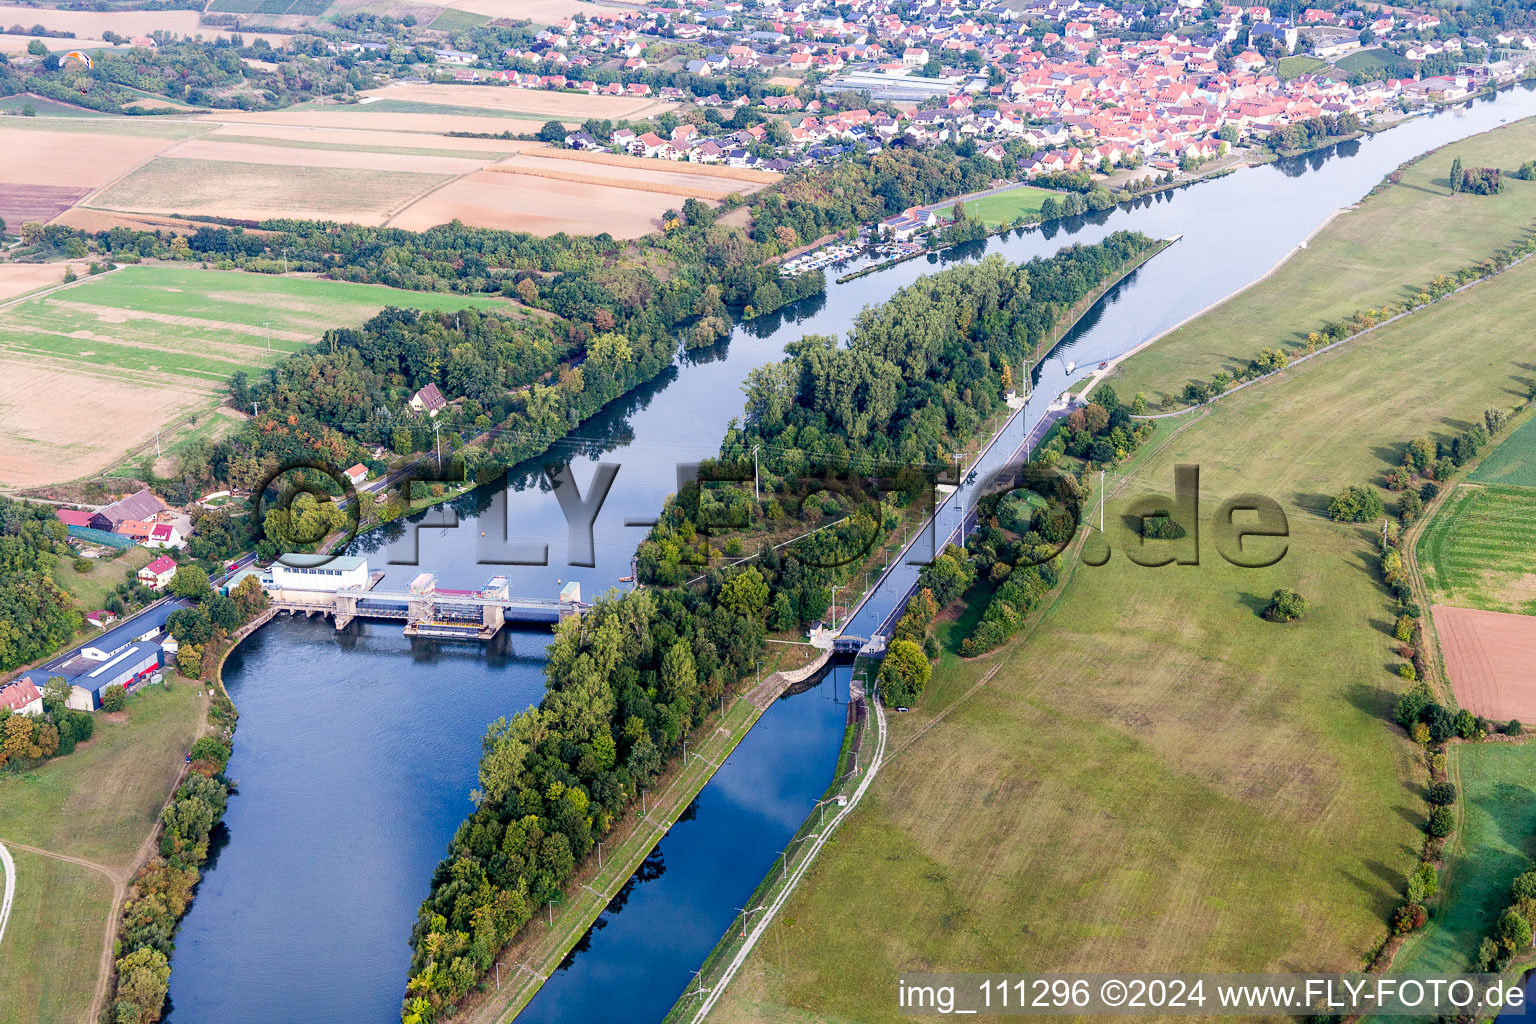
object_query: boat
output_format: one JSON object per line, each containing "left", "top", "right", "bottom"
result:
{"left": 1065, "top": 361, "right": 1076, "bottom": 373}
{"left": 619, "top": 575, "right": 634, "bottom": 583}
{"left": 1097, "top": 361, "right": 1108, "bottom": 370}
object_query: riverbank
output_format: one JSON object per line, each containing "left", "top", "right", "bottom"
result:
{"left": 454, "top": 645, "right": 832, "bottom": 1024}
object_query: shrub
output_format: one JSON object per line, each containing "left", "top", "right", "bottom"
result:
{"left": 1428, "top": 782, "right": 1458, "bottom": 806}
{"left": 1510, "top": 720, "right": 1525, "bottom": 737}
{"left": 1392, "top": 903, "right": 1427, "bottom": 933}
{"left": 1410, "top": 862, "right": 1439, "bottom": 903}
{"left": 72, "top": 557, "right": 93, "bottom": 573}
{"left": 1427, "top": 806, "right": 1454, "bottom": 838}
{"left": 1455, "top": 708, "right": 1478, "bottom": 739}
{"left": 1513, "top": 869, "right": 1536, "bottom": 902}
{"left": 1141, "top": 509, "right": 1187, "bottom": 540}
{"left": 1398, "top": 663, "right": 1417, "bottom": 680}
{"left": 100, "top": 685, "right": 128, "bottom": 713}
{"left": 1497, "top": 909, "right": 1533, "bottom": 952}
{"left": 1263, "top": 588, "right": 1308, "bottom": 623}
{"left": 878, "top": 639, "right": 932, "bottom": 707}
{"left": 1394, "top": 615, "right": 1414, "bottom": 642}
{"left": 189, "top": 736, "right": 231, "bottom": 772}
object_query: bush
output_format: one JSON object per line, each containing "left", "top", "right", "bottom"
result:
{"left": 72, "top": 557, "right": 93, "bottom": 573}
{"left": 1427, "top": 806, "right": 1455, "bottom": 838}
{"left": 100, "top": 685, "right": 127, "bottom": 712}
{"left": 1428, "top": 782, "right": 1458, "bottom": 806}
{"left": 1263, "top": 588, "right": 1308, "bottom": 623}
{"left": 1510, "top": 720, "right": 1525, "bottom": 737}
{"left": 1398, "top": 662, "right": 1417, "bottom": 680}
{"left": 1512, "top": 869, "right": 1536, "bottom": 902}
{"left": 1394, "top": 615, "right": 1414, "bottom": 642}
{"left": 1392, "top": 903, "right": 1427, "bottom": 933}
{"left": 189, "top": 736, "right": 231, "bottom": 772}
{"left": 1497, "top": 909, "right": 1532, "bottom": 951}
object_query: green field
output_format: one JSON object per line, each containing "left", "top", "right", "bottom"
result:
{"left": 0, "top": 95, "right": 105, "bottom": 118}
{"left": 1390, "top": 744, "right": 1536, "bottom": 980}
{"left": 935, "top": 184, "right": 1055, "bottom": 226}
{"left": 424, "top": 6, "right": 491, "bottom": 31}
{"left": 1418, "top": 483, "right": 1536, "bottom": 614}
{"left": 1278, "top": 55, "right": 1328, "bottom": 80}
{"left": 1336, "top": 48, "right": 1399, "bottom": 76}
{"left": 1112, "top": 116, "right": 1536, "bottom": 410}
{"left": 0, "top": 265, "right": 505, "bottom": 388}
{"left": 704, "top": 181, "right": 1536, "bottom": 1024}
{"left": 0, "top": 848, "right": 115, "bottom": 1024}
{"left": 51, "top": 547, "right": 153, "bottom": 616}
{"left": 1471, "top": 413, "right": 1536, "bottom": 489}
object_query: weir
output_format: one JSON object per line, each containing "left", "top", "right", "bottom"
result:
{"left": 253, "top": 555, "right": 582, "bottom": 640}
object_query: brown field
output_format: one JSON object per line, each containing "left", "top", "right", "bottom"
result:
{"left": 0, "top": 123, "right": 185, "bottom": 188}
{"left": 0, "top": 356, "right": 213, "bottom": 487}
{"left": 0, "top": 263, "right": 85, "bottom": 302}
{"left": 486, "top": 161, "right": 736, "bottom": 200}
{"left": 196, "top": 107, "right": 591, "bottom": 134}
{"left": 388, "top": 168, "right": 676, "bottom": 236}
{"left": 88, "top": 156, "right": 452, "bottom": 225}
{"left": 206, "top": 122, "right": 535, "bottom": 154}
{"left": 0, "top": 34, "right": 123, "bottom": 53}
{"left": 162, "top": 136, "right": 488, "bottom": 174}
{"left": 357, "top": 82, "right": 671, "bottom": 119}
{"left": 0, "top": 183, "right": 89, "bottom": 224}
{"left": 0, "top": 4, "right": 202, "bottom": 35}
{"left": 416, "top": 0, "right": 630, "bottom": 22}
{"left": 524, "top": 144, "right": 781, "bottom": 184}
{"left": 765, "top": 75, "right": 802, "bottom": 88}
{"left": 52, "top": 208, "right": 249, "bottom": 233}
{"left": 1433, "top": 605, "right": 1536, "bottom": 722}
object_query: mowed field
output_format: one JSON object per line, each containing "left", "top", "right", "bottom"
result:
{"left": 392, "top": 146, "right": 777, "bottom": 236}
{"left": 1112, "top": 116, "right": 1536, "bottom": 409}
{"left": 934, "top": 184, "right": 1055, "bottom": 226}
{"left": 0, "top": 683, "right": 206, "bottom": 1024}
{"left": 703, "top": 179, "right": 1536, "bottom": 1024}
{"left": 1470, "top": 412, "right": 1536, "bottom": 489}
{"left": 0, "top": 265, "right": 507, "bottom": 486}
{"left": 356, "top": 83, "right": 672, "bottom": 121}
{"left": 410, "top": 0, "right": 630, "bottom": 24}
{"left": 1418, "top": 483, "right": 1536, "bottom": 614}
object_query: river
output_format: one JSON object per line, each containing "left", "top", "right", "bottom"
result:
{"left": 167, "top": 84, "right": 1536, "bottom": 1024}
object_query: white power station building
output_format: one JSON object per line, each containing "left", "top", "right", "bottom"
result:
{"left": 269, "top": 555, "right": 370, "bottom": 592}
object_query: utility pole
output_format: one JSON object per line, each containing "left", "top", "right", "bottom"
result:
{"left": 263, "top": 321, "right": 271, "bottom": 351}
{"left": 155, "top": 430, "right": 161, "bottom": 459}
{"left": 1099, "top": 468, "right": 1105, "bottom": 532}
{"left": 596, "top": 840, "right": 604, "bottom": 869}
{"left": 251, "top": 401, "right": 259, "bottom": 418}
{"left": 282, "top": 247, "right": 289, "bottom": 274}
{"left": 433, "top": 420, "right": 442, "bottom": 471}
{"left": 752, "top": 444, "right": 760, "bottom": 504}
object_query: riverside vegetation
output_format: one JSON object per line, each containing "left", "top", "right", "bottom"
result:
{"left": 400, "top": 232, "right": 1158, "bottom": 1023}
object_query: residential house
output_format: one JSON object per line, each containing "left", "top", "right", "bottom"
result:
{"left": 138, "top": 555, "right": 178, "bottom": 590}
{"left": 409, "top": 383, "right": 447, "bottom": 417}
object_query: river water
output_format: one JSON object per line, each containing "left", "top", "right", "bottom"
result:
{"left": 167, "top": 85, "right": 1536, "bottom": 1024}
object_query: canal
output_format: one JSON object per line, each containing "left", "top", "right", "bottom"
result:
{"left": 168, "top": 84, "right": 1536, "bottom": 1024}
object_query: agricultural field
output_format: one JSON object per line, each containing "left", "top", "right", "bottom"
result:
{"left": 390, "top": 146, "right": 775, "bottom": 236}
{"left": 0, "top": 265, "right": 508, "bottom": 486}
{"left": 1418, "top": 484, "right": 1536, "bottom": 614}
{"left": 0, "top": 4, "right": 203, "bottom": 37}
{"left": 410, "top": 0, "right": 629, "bottom": 25}
{"left": 1335, "top": 48, "right": 1399, "bottom": 77}
{"left": 705, "top": 179, "right": 1536, "bottom": 1024}
{"left": 1470, "top": 413, "right": 1536, "bottom": 489}
{"left": 0, "top": 263, "right": 85, "bottom": 302}
{"left": 1434, "top": 606, "right": 1536, "bottom": 721}
{"left": 1111, "top": 116, "right": 1536, "bottom": 410}
{"left": 355, "top": 82, "right": 675, "bottom": 121}
{"left": 934, "top": 184, "right": 1055, "bottom": 226}
{"left": 1278, "top": 55, "right": 1328, "bottom": 80}
{"left": 88, "top": 156, "right": 454, "bottom": 226}
{"left": 1388, "top": 744, "right": 1536, "bottom": 979}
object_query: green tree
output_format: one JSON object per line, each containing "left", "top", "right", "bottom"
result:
{"left": 1450, "top": 155, "right": 1463, "bottom": 194}
{"left": 1263, "top": 588, "right": 1308, "bottom": 622}
{"left": 878, "top": 638, "right": 931, "bottom": 706}
{"left": 1497, "top": 909, "right": 1532, "bottom": 952}
{"left": 169, "top": 565, "right": 212, "bottom": 602}
{"left": 101, "top": 685, "right": 128, "bottom": 712}
{"left": 718, "top": 566, "right": 769, "bottom": 619}
{"left": 538, "top": 120, "right": 567, "bottom": 144}
{"left": 114, "top": 947, "right": 171, "bottom": 1024}
{"left": 1328, "top": 485, "right": 1385, "bottom": 523}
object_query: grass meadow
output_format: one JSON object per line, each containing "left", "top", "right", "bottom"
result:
{"left": 0, "top": 848, "right": 114, "bottom": 1024}
{"left": 1418, "top": 483, "right": 1536, "bottom": 615}
{"left": 0, "top": 265, "right": 504, "bottom": 387}
{"left": 936, "top": 185, "right": 1055, "bottom": 226}
{"left": 1388, "top": 744, "right": 1536, "bottom": 980}
{"left": 1112, "top": 116, "right": 1536, "bottom": 410}
{"left": 703, "top": 200, "right": 1536, "bottom": 1024}
{"left": 1470, "top": 413, "right": 1536, "bottom": 489}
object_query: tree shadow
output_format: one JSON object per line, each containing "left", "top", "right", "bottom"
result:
{"left": 1238, "top": 591, "right": 1270, "bottom": 617}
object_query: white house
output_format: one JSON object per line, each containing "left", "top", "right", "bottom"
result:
{"left": 138, "top": 555, "right": 178, "bottom": 590}
{"left": 269, "top": 555, "right": 371, "bottom": 593}
{"left": 0, "top": 679, "right": 43, "bottom": 716}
